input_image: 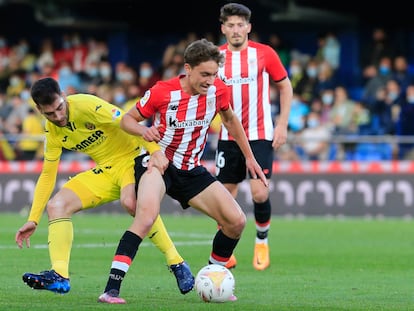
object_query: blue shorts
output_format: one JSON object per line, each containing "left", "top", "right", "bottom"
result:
{"left": 134, "top": 154, "right": 216, "bottom": 209}
{"left": 215, "top": 140, "right": 273, "bottom": 183}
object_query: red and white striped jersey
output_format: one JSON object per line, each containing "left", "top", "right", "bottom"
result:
{"left": 218, "top": 40, "right": 287, "bottom": 141}
{"left": 137, "top": 75, "right": 230, "bottom": 170}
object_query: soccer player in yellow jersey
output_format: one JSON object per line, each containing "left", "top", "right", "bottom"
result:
{"left": 15, "top": 77, "right": 194, "bottom": 296}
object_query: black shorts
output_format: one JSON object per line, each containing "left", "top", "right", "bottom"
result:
{"left": 134, "top": 154, "right": 217, "bottom": 209}
{"left": 215, "top": 140, "right": 273, "bottom": 183}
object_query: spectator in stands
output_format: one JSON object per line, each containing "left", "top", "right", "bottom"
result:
{"left": 372, "top": 79, "right": 403, "bottom": 135}
{"left": 392, "top": 55, "right": 414, "bottom": 92}
{"left": 298, "top": 111, "right": 332, "bottom": 161}
{"left": 288, "top": 58, "right": 306, "bottom": 95}
{"left": 350, "top": 101, "right": 371, "bottom": 135}
{"left": 288, "top": 92, "right": 309, "bottom": 133}
{"left": 114, "top": 61, "right": 136, "bottom": 87}
{"left": 112, "top": 84, "right": 127, "bottom": 107}
{"left": 310, "top": 93, "right": 332, "bottom": 126}
{"left": 6, "top": 72, "right": 26, "bottom": 97}
{"left": 362, "top": 56, "right": 393, "bottom": 108}
{"left": 330, "top": 85, "right": 357, "bottom": 134}
{"left": 360, "top": 27, "right": 396, "bottom": 71}
{"left": 98, "top": 60, "right": 114, "bottom": 85}
{"left": 299, "top": 58, "right": 319, "bottom": 103}
{"left": 137, "top": 61, "right": 160, "bottom": 97}
{"left": 315, "top": 60, "right": 338, "bottom": 96}
{"left": 36, "top": 38, "right": 55, "bottom": 72}
{"left": 315, "top": 31, "right": 341, "bottom": 73}
{"left": 123, "top": 83, "right": 142, "bottom": 111}
{"left": 3, "top": 94, "right": 29, "bottom": 135}
{"left": 329, "top": 85, "right": 358, "bottom": 159}
{"left": 397, "top": 83, "right": 414, "bottom": 159}
{"left": 57, "top": 60, "right": 82, "bottom": 93}
{"left": 16, "top": 107, "right": 44, "bottom": 160}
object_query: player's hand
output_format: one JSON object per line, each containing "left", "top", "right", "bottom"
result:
{"left": 15, "top": 221, "right": 37, "bottom": 249}
{"left": 246, "top": 158, "right": 268, "bottom": 187}
{"left": 147, "top": 150, "right": 169, "bottom": 175}
{"left": 272, "top": 124, "right": 288, "bottom": 150}
{"left": 142, "top": 124, "right": 163, "bottom": 142}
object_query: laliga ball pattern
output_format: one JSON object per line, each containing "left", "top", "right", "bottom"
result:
{"left": 194, "top": 264, "right": 235, "bottom": 303}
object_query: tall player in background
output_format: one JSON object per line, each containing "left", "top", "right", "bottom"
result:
{"left": 15, "top": 77, "right": 194, "bottom": 296}
{"left": 216, "top": 3, "right": 293, "bottom": 271}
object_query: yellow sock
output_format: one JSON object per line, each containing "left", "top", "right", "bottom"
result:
{"left": 48, "top": 218, "right": 73, "bottom": 279}
{"left": 147, "top": 215, "right": 184, "bottom": 266}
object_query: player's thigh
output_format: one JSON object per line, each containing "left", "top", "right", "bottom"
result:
{"left": 189, "top": 181, "right": 244, "bottom": 225}
{"left": 63, "top": 169, "right": 120, "bottom": 210}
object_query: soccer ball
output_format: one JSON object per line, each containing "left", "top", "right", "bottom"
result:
{"left": 194, "top": 264, "right": 235, "bottom": 303}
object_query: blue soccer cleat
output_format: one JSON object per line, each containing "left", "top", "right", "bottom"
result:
{"left": 22, "top": 270, "right": 70, "bottom": 294}
{"left": 169, "top": 261, "right": 195, "bottom": 294}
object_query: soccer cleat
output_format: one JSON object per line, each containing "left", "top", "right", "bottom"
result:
{"left": 225, "top": 254, "right": 237, "bottom": 269}
{"left": 169, "top": 261, "right": 195, "bottom": 294}
{"left": 229, "top": 294, "right": 238, "bottom": 301}
{"left": 22, "top": 270, "right": 70, "bottom": 294}
{"left": 253, "top": 243, "right": 270, "bottom": 270}
{"left": 98, "top": 290, "right": 126, "bottom": 304}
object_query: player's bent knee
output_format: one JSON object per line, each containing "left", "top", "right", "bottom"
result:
{"left": 121, "top": 197, "right": 136, "bottom": 216}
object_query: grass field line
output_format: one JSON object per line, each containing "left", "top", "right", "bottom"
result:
{"left": 0, "top": 237, "right": 212, "bottom": 250}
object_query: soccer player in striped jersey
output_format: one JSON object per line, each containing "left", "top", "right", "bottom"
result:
{"left": 98, "top": 38, "right": 268, "bottom": 304}
{"left": 15, "top": 77, "right": 194, "bottom": 296}
{"left": 216, "top": 3, "right": 293, "bottom": 271}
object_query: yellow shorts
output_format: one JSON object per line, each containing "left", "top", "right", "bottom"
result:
{"left": 62, "top": 159, "right": 134, "bottom": 210}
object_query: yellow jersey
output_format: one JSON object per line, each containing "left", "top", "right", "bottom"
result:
{"left": 28, "top": 93, "right": 158, "bottom": 223}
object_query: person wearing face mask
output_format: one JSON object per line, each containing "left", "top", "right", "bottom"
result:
{"left": 137, "top": 61, "right": 160, "bottom": 97}
{"left": 299, "top": 58, "right": 320, "bottom": 103}
{"left": 372, "top": 79, "right": 402, "bottom": 135}
{"left": 298, "top": 111, "right": 332, "bottom": 161}
{"left": 6, "top": 73, "right": 25, "bottom": 97}
{"left": 57, "top": 61, "right": 82, "bottom": 93}
{"left": 362, "top": 56, "right": 393, "bottom": 107}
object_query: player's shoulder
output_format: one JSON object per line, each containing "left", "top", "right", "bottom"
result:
{"left": 68, "top": 93, "right": 115, "bottom": 111}
{"left": 248, "top": 40, "right": 273, "bottom": 51}
{"left": 67, "top": 93, "right": 99, "bottom": 107}
{"left": 154, "top": 76, "right": 180, "bottom": 90}
{"left": 143, "top": 76, "right": 180, "bottom": 102}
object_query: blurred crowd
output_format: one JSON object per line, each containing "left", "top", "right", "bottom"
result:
{"left": 1, "top": 27, "right": 414, "bottom": 162}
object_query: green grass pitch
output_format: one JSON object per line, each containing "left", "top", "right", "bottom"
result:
{"left": 0, "top": 213, "right": 413, "bottom": 310}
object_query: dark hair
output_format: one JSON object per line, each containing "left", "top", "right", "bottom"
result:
{"left": 219, "top": 2, "right": 251, "bottom": 23}
{"left": 30, "top": 77, "right": 61, "bottom": 105}
{"left": 183, "top": 38, "right": 224, "bottom": 68}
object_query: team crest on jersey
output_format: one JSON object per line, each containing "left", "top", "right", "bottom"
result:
{"left": 111, "top": 108, "right": 121, "bottom": 120}
{"left": 84, "top": 122, "right": 95, "bottom": 130}
{"left": 140, "top": 90, "right": 151, "bottom": 107}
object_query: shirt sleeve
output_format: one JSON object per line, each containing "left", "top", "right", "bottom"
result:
{"left": 136, "top": 135, "right": 160, "bottom": 154}
{"left": 28, "top": 159, "right": 59, "bottom": 224}
{"left": 264, "top": 45, "right": 288, "bottom": 82}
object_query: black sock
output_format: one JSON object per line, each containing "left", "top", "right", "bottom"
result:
{"left": 104, "top": 230, "right": 142, "bottom": 294}
{"left": 254, "top": 199, "right": 271, "bottom": 239}
{"left": 209, "top": 229, "right": 239, "bottom": 264}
